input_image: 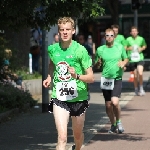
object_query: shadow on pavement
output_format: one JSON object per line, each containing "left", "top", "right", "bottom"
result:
{"left": 0, "top": 103, "right": 107, "bottom": 150}
{"left": 87, "top": 130, "right": 148, "bottom": 143}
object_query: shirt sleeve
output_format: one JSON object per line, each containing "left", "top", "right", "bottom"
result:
{"left": 141, "top": 38, "right": 147, "bottom": 46}
{"left": 78, "top": 46, "right": 92, "bottom": 70}
{"left": 95, "top": 47, "right": 102, "bottom": 64}
{"left": 125, "top": 38, "right": 129, "bottom": 47}
{"left": 47, "top": 45, "right": 54, "bottom": 62}
{"left": 121, "top": 45, "right": 128, "bottom": 60}
{"left": 121, "top": 35, "right": 127, "bottom": 46}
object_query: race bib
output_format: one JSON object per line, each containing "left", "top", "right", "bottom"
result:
{"left": 131, "top": 52, "right": 140, "bottom": 61}
{"left": 56, "top": 80, "right": 78, "bottom": 101}
{"left": 101, "top": 77, "right": 114, "bottom": 90}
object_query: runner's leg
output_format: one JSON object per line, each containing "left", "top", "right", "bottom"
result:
{"left": 53, "top": 104, "right": 70, "bottom": 150}
{"left": 103, "top": 90, "right": 115, "bottom": 125}
{"left": 105, "top": 101, "right": 115, "bottom": 124}
{"left": 137, "top": 64, "right": 144, "bottom": 86}
{"left": 111, "top": 97, "right": 120, "bottom": 121}
{"left": 72, "top": 113, "right": 85, "bottom": 150}
{"left": 137, "top": 64, "right": 145, "bottom": 95}
{"left": 133, "top": 68, "right": 138, "bottom": 89}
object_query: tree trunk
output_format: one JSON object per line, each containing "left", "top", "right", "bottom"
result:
{"left": 106, "top": 0, "right": 119, "bottom": 24}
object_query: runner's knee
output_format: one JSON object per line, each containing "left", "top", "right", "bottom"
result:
{"left": 73, "top": 129, "right": 83, "bottom": 140}
{"left": 105, "top": 102, "right": 112, "bottom": 109}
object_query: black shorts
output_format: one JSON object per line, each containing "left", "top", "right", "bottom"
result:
{"left": 48, "top": 98, "right": 89, "bottom": 117}
{"left": 102, "top": 79, "right": 122, "bottom": 101}
{"left": 129, "top": 61, "right": 145, "bottom": 71}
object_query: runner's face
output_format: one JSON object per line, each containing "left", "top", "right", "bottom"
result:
{"left": 58, "top": 22, "right": 75, "bottom": 42}
{"left": 55, "top": 35, "right": 59, "bottom": 42}
{"left": 105, "top": 31, "right": 115, "bottom": 44}
{"left": 130, "top": 28, "right": 138, "bottom": 37}
{"left": 112, "top": 28, "right": 118, "bottom": 36}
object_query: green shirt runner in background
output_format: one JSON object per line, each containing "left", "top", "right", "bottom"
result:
{"left": 126, "top": 35, "right": 147, "bottom": 62}
{"left": 114, "top": 34, "right": 126, "bottom": 46}
{"left": 48, "top": 40, "right": 92, "bottom": 102}
{"left": 95, "top": 43, "right": 128, "bottom": 80}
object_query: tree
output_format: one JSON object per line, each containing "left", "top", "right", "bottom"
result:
{"left": 106, "top": 0, "right": 119, "bottom": 24}
{"left": 0, "top": 0, "right": 105, "bottom": 30}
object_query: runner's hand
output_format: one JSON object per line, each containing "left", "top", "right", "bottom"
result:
{"left": 97, "top": 59, "right": 102, "bottom": 65}
{"left": 118, "top": 61, "right": 125, "bottom": 68}
{"left": 138, "top": 47, "right": 142, "bottom": 53}
{"left": 68, "top": 66, "right": 77, "bottom": 79}
{"left": 43, "top": 75, "right": 51, "bottom": 88}
{"left": 127, "top": 46, "right": 132, "bottom": 51}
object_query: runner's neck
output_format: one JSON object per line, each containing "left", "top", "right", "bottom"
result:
{"left": 61, "top": 39, "right": 72, "bottom": 49}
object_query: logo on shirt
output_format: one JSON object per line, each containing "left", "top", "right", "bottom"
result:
{"left": 55, "top": 53, "right": 60, "bottom": 56}
{"left": 66, "top": 55, "right": 73, "bottom": 58}
{"left": 56, "top": 61, "right": 71, "bottom": 81}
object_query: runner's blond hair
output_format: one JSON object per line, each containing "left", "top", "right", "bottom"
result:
{"left": 58, "top": 17, "right": 75, "bottom": 29}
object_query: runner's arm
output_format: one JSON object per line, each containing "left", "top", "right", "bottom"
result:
{"left": 125, "top": 39, "right": 132, "bottom": 51}
{"left": 77, "top": 67, "right": 94, "bottom": 83}
{"left": 138, "top": 45, "right": 147, "bottom": 52}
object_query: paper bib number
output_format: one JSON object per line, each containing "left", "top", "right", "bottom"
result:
{"left": 101, "top": 77, "right": 114, "bottom": 90}
{"left": 56, "top": 80, "right": 78, "bottom": 101}
{"left": 131, "top": 52, "right": 140, "bottom": 61}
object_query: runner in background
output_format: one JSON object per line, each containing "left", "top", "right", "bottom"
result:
{"left": 95, "top": 28, "right": 128, "bottom": 133}
{"left": 111, "top": 24, "right": 126, "bottom": 47}
{"left": 125, "top": 26, "right": 147, "bottom": 96}
{"left": 111, "top": 24, "right": 127, "bottom": 71}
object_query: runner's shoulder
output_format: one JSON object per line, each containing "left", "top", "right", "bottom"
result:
{"left": 48, "top": 42, "right": 59, "bottom": 53}
{"left": 114, "top": 42, "right": 124, "bottom": 50}
{"left": 138, "top": 35, "right": 145, "bottom": 40}
{"left": 72, "top": 41, "right": 91, "bottom": 58}
{"left": 118, "top": 34, "right": 125, "bottom": 38}
{"left": 126, "top": 36, "right": 132, "bottom": 41}
{"left": 74, "top": 40, "right": 88, "bottom": 52}
{"left": 97, "top": 45, "right": 106, "bottom": 52}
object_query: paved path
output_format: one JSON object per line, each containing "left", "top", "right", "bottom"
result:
{"left": 0, "top": 72, "right": 149, "bottom": 150}
{"left": 81, "top": 92, "right": 150, "bottom": 150}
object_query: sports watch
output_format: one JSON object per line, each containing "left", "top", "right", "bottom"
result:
{"left": 76, "top": 74, "right": 80, "bottom": 80}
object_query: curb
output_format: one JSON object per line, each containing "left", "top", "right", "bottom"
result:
{"left": 0, "top": 108, "right": 19, "bottom": 123}
{"left": 0, "top": 103, "right": 30, "bottom": 123}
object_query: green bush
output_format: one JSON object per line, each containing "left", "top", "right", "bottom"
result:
{"left": 0, "top": 84, "right": 37, "bottom": 113}
{"left": 14, "top": 66, "right": 42, "bottom": 80}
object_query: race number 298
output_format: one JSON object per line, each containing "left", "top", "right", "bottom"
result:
{"left": 103, "top": 81, "right": 112, "bottom": 86}
{"left": 101, "top": 77, "right": 114, "bottom": 90}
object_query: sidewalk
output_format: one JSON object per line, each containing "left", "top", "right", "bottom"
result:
{"left": 81, "top": 92, "right": 150, "bottom": 150}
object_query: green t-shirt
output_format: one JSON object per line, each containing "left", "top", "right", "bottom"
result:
{"left": 126, "top": 36, "right": 147, "bottom": 62}
{"left": 95, "top": 43, "right": 128, "bottom": 80}
{"left": 48, "top": 40, "right": 92, "bottom": 102}
{"left": 114, "top": 34, "right": 126, "bottom": 46}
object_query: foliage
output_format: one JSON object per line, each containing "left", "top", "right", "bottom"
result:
{"left": 0, "top": 0, "right": 105, "bottom": 30}
{"left": 0, "top": 36, "right": 9, "bottom": 66}
{"left": 0, "top": 84, "right": 37, "bottom": 113}
{"left": 0, "top": 35, "right": 26, "bottom": 71}
{"left": 15, "top": 67, "right": 42, "bottom": 80}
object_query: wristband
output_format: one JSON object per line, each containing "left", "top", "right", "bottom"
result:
{"left": 76, "top": 74, "right": 80, "bottom": 80}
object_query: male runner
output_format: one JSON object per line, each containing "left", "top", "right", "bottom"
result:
{"left": 43, "top": 17, "right": 94, "bottom": 150}
{"left": 126, "top": 26, "right": 147, "bottom": 96}
{"left": 111, "top": 24, "right": 126, "bottom": 47}
{"left": 95, "top": 28, "right": 128, "bottom": 133}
